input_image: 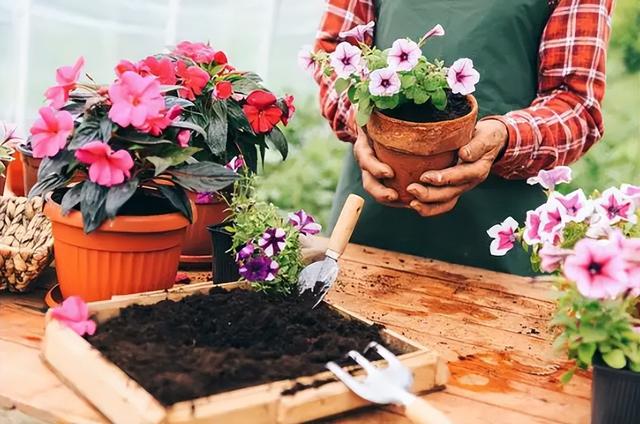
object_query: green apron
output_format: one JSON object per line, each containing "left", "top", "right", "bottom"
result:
{"left": 330, "top": 0, "right": 552, "bottom": 275}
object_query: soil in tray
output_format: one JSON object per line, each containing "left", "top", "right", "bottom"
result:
{"left": 88, "top": 288, "right": 399, "bottom": 405}
{"left": 382, "top": 90, "right": 471, "bottom": 123}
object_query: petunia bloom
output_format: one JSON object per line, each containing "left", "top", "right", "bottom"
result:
{"left": 538, "top": 244, "right": 573, "bottom": 273}
{"left": 369, "top": 67, "right": 401, "bottom": 97}
{"left": 447, "top": 58, "right": 480, "bottom": 96}
{"left": 225, "top": 155, "right": 245, "bottom": 172}
{"left": 609, "top": 230, "right": 640, "bottom": 289}
{"left": 289, "top": 209, "right": 322, "bottom": 236}
{"left": 258, "top": 227, "right": 287, "bottom": 257}
{"left": 339, "top": 21, "right": 375, "bottom": 43}
{"left": 177, "top": 130, "right": 191, "bottom": 148}
{"left": 539, "top": 200, "right": 566, "bottom": 244}
{"left": 282, "top": 94, "right": 295, "bottom": 126}
{"left": 487, "top": 217, "right": 519, "bottom": 256}
{"left": 329, "top": 42, "right": 362, "bottom": 78}
{"left": 29, "top": 107, "right": 74, "bottom": 158}
{"left": 44, "top": 56, "right": 85, "bottom": 109}
{"left": 139, "top": 105, "right": 182, "bottom": 136}
{"left": 239, "top": 255, "right": 279, "bottom": 282}
{"left": 549, "top": 189, "right": 593, "bottom": 223}
{"left": 50, "top": 296, "right": 96, "bottom": 337}
{"left": 176, "top": 61, "right": 210, "bottom": 101}
{"left": 523, "top": 205, "right": 544, "bottom": 245}
{"left": 75, "top": 141, "right": 134, "bottom": 187}
{"left": 387, "top": 39, "right": 421, "bottom": 72}
{"left": 108, "top": 71, "right": 165, "bottom": 128}
{"left": 212, "top": 81, "right": 233, "bottom": 100}
{"left": 242, "top": 90, "right": 283, "bottom": 134}
{"left": 594, "top": 187, "right": 637, "bottom": 225}
{"left": 172, "top": 41, "right": 217, "bottom": 64}
{"left": 420, "top": 24, "right": 445, "bottom": 43}
{"left": 564, "top": 238, "right": 628, "bottom": 299}
{"left": 235, "top": 243, "right": 256, "bottom": 262}
{"left": 621, "top": 183, "right": 640, "bottom": 206}
{"left": 526, "top": 166, "right": 572, "bottom": 190}
{"left": 297, "top": 45, "right": 316, "bottom": 74}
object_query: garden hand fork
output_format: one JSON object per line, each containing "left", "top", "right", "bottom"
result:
{"left": 327, "top": 342, "right": 452, "bottom": 424}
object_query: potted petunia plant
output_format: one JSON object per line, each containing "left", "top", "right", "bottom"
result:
{"left": 300, "top": 23, "right": 479, "bottom": 203}
{"left": 114, "top": 41, "right": 294, "bottom": 263}
{"left": 487, "top": 167, "right": 640, "bottom": 424}
{"left": 29, "top": 53, "right": 239, "bottom": 302}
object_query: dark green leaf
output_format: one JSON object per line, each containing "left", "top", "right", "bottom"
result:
{"left": 100, "top": 119, "right": 115, "bottom": 142}
{"left": 205, "top": 101, "right": 228, "bottom": 155}
{"left": 147, "top": 156, "right": 172, "bottom": 176}
{"left": 227, "top": 101, "right": 253, "bottom": 133}
{"left": 164, "top": 96, "right": 195, "bottom": 109}
{"left": 241, "top": 144, "right": 259, "bottom": 173}
{"left": 157, "top": 184, "right": 193, "bottom": 222}
{"left": 105, "top": 179, "right": 138, "bottom": 218}
{"left": 266, "top": 126, "right": 288, "bottom": 160}
{"left": 115, "top": 132, "right": 173, "bottom": 145}
{"left": 169, "top": 161, "right": 238, "bottom": 192}
{"left": 37, "top": 149, "right": 76, "bottom": 180}
{"left": 80, "top": 181, "right": 109, "bottom": 233}
{"left": 147, "top": 146, "right": 201, "bottom": 176}
{"left": 231, "top": 77, "right": 262, "bottom": 95}
{"left": 61, "top": 183, "right": 84, "bottom": 215}
{"left": 69, "top": 118, "right": 101, "bottom": 149}
{"left": 170, "top": 120, "right": 207, "bottom": 138}
{"left": 29, "top": 173, "right": 68, "bottom": 198}
{"left": 61, "top": 101, "right": 86, "bottom": 115}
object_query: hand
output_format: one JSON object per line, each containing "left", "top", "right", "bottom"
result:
{"left": 353, "top": 126, "right": 401, "bottom": 205}
{"left": 406, "top": 119, "right": 508, "bottom": 217}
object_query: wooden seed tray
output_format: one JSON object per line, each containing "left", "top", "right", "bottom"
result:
{"left": 41, "top": 281, "right": 449, "bottom": 424}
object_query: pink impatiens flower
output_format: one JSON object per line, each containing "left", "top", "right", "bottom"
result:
{"left": 140, "top": 56, "right": 177, "bottom": 85}
{"left": 526, "top": 166, "right": 572, "bottom": 190}
{"left": 75, "top": 141, "right": 134, "bottom": 187}
{"left": 289, "top": 209, "right": 322, "bottom": 236}
{"left": 172, "top": 41, "right": 217, "bottom": 64}
{"left": 594, "top": 187, "right": 637, "bottom": 224}
{"left": 329, "top": 42, "right": 362, "bottom": 78}
{"left": 50, "top": 296, "right": 96, "bottom": 337}
{"left": 420, "top": 24, "right": 445, "bottom": 42}
{"left": 487, "top": 217, "right": 519, "bottom": 256}
{"left": 549, "top": 189, "right": 593, "bottom": 223}
{"left": 297, "top": 45, "right": 316, "bottom": 74}
{"left": 387, "top": 39, "right": 421, "bottom": 72}
{"left": 564, "top": 238, "right": 628, "bottom": 299}
{"left": 177, "top": 130, "right": 191, "bottom": 148}
{"left": 139, "top": 105, "right": 182, "bottom": 136}
{"left": 176, "top": 61, "right": 210, "bottom": 100}
{"left": 369, "top": 67, "right": 401, "bottom": 97}
{"left": 29, "top": 107, "right": 74, "bottom": 158}
{"left": 339, "top": 21, "right": 375, "bottom": 43}
{"left": 446, "top": 58, "right": 480, "bottom": 96}
{"left": 539, "top": 244, "right": 573, "bottom": 273}
{"left": 108, "top": 71, "right": 165, "bottom": 128}
{"left": 225, "top": 155, "right": 245, "bottom": 172}
{"left": 44, "top": 56, "right": 85, "bottom": 109}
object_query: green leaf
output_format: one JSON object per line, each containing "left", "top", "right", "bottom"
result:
{"left": 227, "top": 101, "right": 253, "bottom": 133}
{"left": 28, "top": 173, "right": 68, "bottom": 198}
{"left": 431, "top": 88, "right": 447, "bottom": 111}
{"left": 205, "top": 101, "right": 228, "bottom": 155}
{"left": 231, "top": 77, "right": 262, "bottom": 95}
{"left": 413, "top": 90, "right": 431, "bottom": 105}
{"left": 37, "top": 149, "right": 76, "bottom": 180}
{"left": 577, "top": 343, "right": 596, "bottom": 365}
{"left": 115, "top": 132, "right": 173, "bottom": 145}
{"left": 147, "top": 156, "right": 173, "bottom": 176}
{"left": 80, "top": 181, "right": 109, "bottom": 233}
{"left": 157, "top": 184, "right": 193, "bottom": 222}
{"left": 170, "top": 120, "right": 207, "bottom": 138}
{"left": 60, "top": 183, "right": 84, "bottom": 214}
{"left": 373, "top": 94, "right": 400, "bottom": 110}
{"left": 334, "top": 78, "right": 350, "bottom": 94}
{"left": 105, "top": 179, "right": 139, "bottom": 218}
{"left": 164, "top": 96, "right": 194, "bottom": 109}
{"left": 266, "top": 126, "right": 288, "bottom": 160}
{"left": 69, "top": 118, "right": 102, "bottom": 149}
{"left": 602, "top": 349, "right": 626, "bottom": 369}
{"left": 169, "top": 162, "right": 238, "bottom": 192}
{"left": 100, "top": 119, "right": 115, "bottom": 142}
{"left": 559, "top": 368, "right": 575, "bottom": 385}
{"left": 579, "top": 326, "right": 608, "bottom": 343}
{"left": 147, "top": 146, "right": 201, "bottom": 176}
{"left": 401, "top": 75, "right": 417, "bottom": 88}
{"left": 356, "top": 106, "right": 373, "bottom": 127}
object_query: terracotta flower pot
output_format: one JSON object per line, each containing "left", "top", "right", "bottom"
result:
{"left": 5, "top": 150, "right": 25, "bottom": 196}
{"left": 366, "top": 95, "right": 478, "bottom": 204}
{"left": 17, "top": 145, "right": 42, "bottom": 196}
{"left": 180, "top": 192, "right": 229, "bottom": 265}
{"left": 45, "top": 194, "right": 190, "bottom": 302}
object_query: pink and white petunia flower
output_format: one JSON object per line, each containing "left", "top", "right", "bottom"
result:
{"left": 387, "top": 39, "right": 421, "bottom": 72}
{"left": 50, "top": 296, "right": 96, "bottom": 337}
{"left": 621, "top": 184, "right": 640, "bottom": 206}
{"left": 585, "top": 213, "right": 616, "bottom": 239}
{"left": 339, "top": 21, "right": 375, "bottom": 43}
{"left": 539, "top": 244, "right": 574, "bottom": 273}
{"left": 526, "top": 166, "right": 572, "bottom": 190}
{"left": 288, "top": 209, "right": 322, "bottom": 236}
{"left": 549, "top": 189, "right": 593, "bottom": 223}
{"left": 538, "top": 200, "right": 566, "bottom": 243}
{"left": 74, "top": 141, "right": 134, "bottom": 187}
{"left": 258, "top": 228, "right": 287, "bottom": 257}
{"left": 368, "top": 67, "right": 401, "bottom": 97}
{"left": 446, "top": 58, "right": 480, "bottom": 96}
{"left": 487, "top": 217, "right": 519, "bottom": 256}
{"left": 29, "top": 107, "right": 74, "bottom": 158}
{"left": 297, "top": 45, "right": 316, "bottom": 74}
{"left": 564, "top": 238, "right": 628, "bottom": 300}
{"left": 523, "top": 205, "right": 545, "bottom": 245}
{"left": 225, "top": 155, "right": 245, "bottom": 172}
{"left": 44, "top": 56, "right": 85, "bottom": 109}
{"left": 609, "top": 230, "right": 640, "bottom": 289}
{"left": 329, "top": 42, "right": 362, "bottom": 78}
{"left": 594, "top": 187, "right": 637, "bottom": 225}
{"left": 420, "top": 24, "right": 445, "bottom": 42}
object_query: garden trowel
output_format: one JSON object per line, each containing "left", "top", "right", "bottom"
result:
{"left": 298, "top": 194, "right": 364, "bottom": 308}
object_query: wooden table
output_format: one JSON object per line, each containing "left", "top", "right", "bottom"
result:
{"left": 0, "top": 244, "right": 591, "bottom": 424}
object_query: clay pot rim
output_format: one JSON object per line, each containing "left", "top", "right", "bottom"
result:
{"left": 371, "top": 94, "right": 478, "bottom": 127}
{"left": 44, "top": 192, "right": 191, "bottom": 234}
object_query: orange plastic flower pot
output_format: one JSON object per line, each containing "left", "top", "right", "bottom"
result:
{"left": 45, "top": 198, "right": 190, "bottom": 302}
{"left": 181, "top": 192, "right": 229, "bottom": 260}
{"left": 5, "top": 151, "right": 25, "bottom": 196}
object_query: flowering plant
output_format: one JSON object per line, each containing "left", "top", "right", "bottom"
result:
{"left": 300, "top": 23, "right": 479, "bottom": 126}
{"left": 227, "top": 173, "right": 321, "bottom": 295}
{"left": 0, "top": 122, "right": 19, "bottom": 176}
{"left": 487, "top": 167, "right": 640, "bottom": 380}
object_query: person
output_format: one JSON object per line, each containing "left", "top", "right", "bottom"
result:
{"left": 313, "top": 0, "right": 614, "bottom": 275}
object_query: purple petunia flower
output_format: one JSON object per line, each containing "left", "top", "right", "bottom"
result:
{"left": 387, "top": 39, "right": 421, "bottom": 72}
{"left": 239, "top": 255, "right": 279, "bottom": 282}
{"left": 258, "top": 227, "right": 287, "bottom": 257}
{"left": 339, "top": 21, "right": 375, "bottom": 43}
{"left": 235, "top": 243, "right": 255, "bottom": 262}
{"left": 368, "top": 67, "right": 401, "bottom": 97}
{"left": 288, "top": 209, "right": 322, "bottom": 236}
{"left": 329, "top": 42, "right": 362, "bottom": 78}
{"left": 195, "top": 192, "right": 216, "bottom": 205}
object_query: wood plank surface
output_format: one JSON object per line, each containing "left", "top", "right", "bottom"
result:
{"left": 0, "top": 243, "right": 591, "bottom": 423}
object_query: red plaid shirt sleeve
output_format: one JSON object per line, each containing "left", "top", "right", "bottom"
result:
{"left": 314, "top": 0, "right": 613, "bottom": 178}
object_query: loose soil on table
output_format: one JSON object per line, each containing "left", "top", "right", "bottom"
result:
{"left": 89, "top": 288, "right": 398, "bottom": 405}
{"left": 382, "top": 90, "right": 471, "bottom": 123}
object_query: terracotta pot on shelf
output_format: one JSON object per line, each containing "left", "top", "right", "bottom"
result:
{"left": 366, "top": 95, "right": 478, "bottom": 204}
{"left": 45, "top": 192, "right": 191, "bottom": 302}
{"left": 17, "top": 144, "right": 41, "bottom": 196}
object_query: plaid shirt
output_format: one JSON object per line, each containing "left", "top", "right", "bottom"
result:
{"left": 313, "top": 0, "right": 613, "bottom": 179}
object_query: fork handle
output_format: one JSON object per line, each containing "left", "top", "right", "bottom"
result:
{"left": 326, "top": 194, "right": 364, "bottom": 257}
{"left": 404, "top": 395, "right": 452, "bottom": 424}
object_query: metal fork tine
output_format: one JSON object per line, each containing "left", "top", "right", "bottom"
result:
{"left": 365, "top": 342, "right": 404, "bottom": 368}
{"left": 347, "top": 350, "right": 379, "bottom": 375}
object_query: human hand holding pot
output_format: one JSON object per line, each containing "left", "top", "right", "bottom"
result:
{"left": 406, "top": 119, "right": 508, "bottom": 217}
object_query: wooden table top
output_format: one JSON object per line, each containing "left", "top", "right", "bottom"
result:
{"left": 0, "top": 244, "right": 591, "bottom": 424}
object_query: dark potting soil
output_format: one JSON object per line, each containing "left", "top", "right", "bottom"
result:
{"left": 88, "top": 288, "right": 398, "bottom": 405}
{"left": 382, "top": 90, "right": 471, "bottom": 123}
{"left": 52, "top": 187, "right": 179, "bottom": 216}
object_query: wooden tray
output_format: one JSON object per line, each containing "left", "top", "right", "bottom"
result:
{"left": 41, "top": 281, "right": 449, "bottom": 424}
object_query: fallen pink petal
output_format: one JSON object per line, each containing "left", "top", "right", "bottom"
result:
{"left": 51, "top": 296, "right": 97, "bottom": 337}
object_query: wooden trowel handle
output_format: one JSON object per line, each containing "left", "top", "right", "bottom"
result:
{"left": 327, "top": 194, "right": 365, "bottom": 257}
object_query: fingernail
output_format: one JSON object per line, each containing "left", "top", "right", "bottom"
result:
{"left": 464, "top": 147, "right": 471, "bottom": 158}
{"left": 409, "top": 201, "right": 419, "bottom": 209}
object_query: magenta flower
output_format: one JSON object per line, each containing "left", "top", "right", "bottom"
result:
{"left": 239, "top": 255, "right": 279, "bottom": 282}
{"left": 526, "top": 166, "right": 572, "bottom": 190}
{"left": 539, "top": 200, "right": 566, "bottom": 244}
{"left": 139, "top": 105, "right": 182, "bottom": 136}
{"left": 195, "top": 192, "right": 216, "bottom": 205}
{"left": 369, "top": 67, "right": 401, "bottom": 97}
{"left": 172, "top": 41, "right": 217, "bottom": 64}
{"left": 387, "top": 39, "right": 421, "bottom": 72}
{"left": 595, "top": 187, "right": 637, "bottom": 224}
{"left": 75, "top": 141, "right": 134, "bottom": 187}
{"left": 235, "top": 243, "right": 256, "bottom": 262}
{"left": 45, "top": 56, "right": 85, "bottom": 109}
{"left": 487, "top": 217, "right": 518, "bottom": 256}
{"left": 420, "top": 24, "right": 445, "bottom": 42}
{"left": 258, "top": 227, "right": 287, "bottom": 257}
{"left": 329, "top": 42, "right": 362, "bottom": 78}
{"left": 550, "top": 189, "right": 593, "bottom": 223}
{"left": 108, "top": 71, "right": 165, "bottom": 128}
{"left": 539, "top": 244, "right": 573, "bottom": 273}
{"left": 564, "top": 238, "right": 628, "bottom": 299}
{"left": 297, "top": 45, "right": 316, "bottom": 74}
{"left": 289, "top": 209, "right": 322, "bottom": 236}
{"left": 523, "top": 205, "right": 544, "bottom": 245}
{"left": 339, "top": 21, "right": 375, "bottom": 43}
{"left": 609, "top": 230, "right": 640, "bottom": 288}
{"left": 177, "top": 130, "right": 191, "bottom": 148}
{"left": 225, "top": 155, "right": 245, "bottom": 172}
{"left": 50, "top": 296, "right": 96, "bottom": 337}
{"left": 447, "top": 58, "right": 479, "bottom": 96}
{"left": 29, "top": 107, "right": 74, "bottom": 158}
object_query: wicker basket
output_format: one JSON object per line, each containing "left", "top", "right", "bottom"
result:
{"left": 0, "top": 196, "right": 54, "bottom": 292}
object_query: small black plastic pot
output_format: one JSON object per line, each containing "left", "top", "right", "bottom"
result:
{"left": 207, "top": 223, "right": 239, "bottom": 284}
{"left": 591, "top": 356, "right": 640, "bottom": 424}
